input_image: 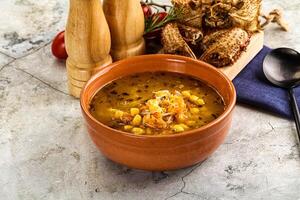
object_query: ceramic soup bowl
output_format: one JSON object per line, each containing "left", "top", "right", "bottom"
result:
{"left": 80, "top": 54, "right": 236, "bottom": 171}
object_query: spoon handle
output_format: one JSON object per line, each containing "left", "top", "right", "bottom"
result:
{"left": 288, "top": 88, "right": 300, "bottom": 143}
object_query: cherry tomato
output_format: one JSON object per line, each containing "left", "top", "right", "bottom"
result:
{"left": 141, "top": 3, "right": 152, "bottom": 18}
{"left": 51, "top": 31, "right": 68, "bottom": 60}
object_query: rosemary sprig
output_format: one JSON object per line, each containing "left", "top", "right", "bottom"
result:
{"left": 144, "top": 8, "right": 179, "bottom": 35}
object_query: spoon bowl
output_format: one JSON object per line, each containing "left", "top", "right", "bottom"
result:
{"left": 263, "top": 48, "right": 300, "bottom": 88}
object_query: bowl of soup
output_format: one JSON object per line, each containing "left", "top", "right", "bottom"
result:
{"left": 80, "top": 54, "right": 236, "bottom": 171}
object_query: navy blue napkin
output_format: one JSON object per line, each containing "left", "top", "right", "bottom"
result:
{"left": 233, "top": 46, "right": 300, "bottom": 119}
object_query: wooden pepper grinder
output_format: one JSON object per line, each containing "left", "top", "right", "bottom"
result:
{"left": 103, "top": 0, "right": 145, "bottom": 61}
{"left": 65, "top": 0, "right": 112, "bottom": 98}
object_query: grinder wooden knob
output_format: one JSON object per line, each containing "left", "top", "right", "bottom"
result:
{"left": 65, "top": 0, "right": 112, "bottom": 98}
{"left": 103, "top": 0, "right": 145, "bottom": 61}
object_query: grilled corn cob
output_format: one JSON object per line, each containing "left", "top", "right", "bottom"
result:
{"left": 162, "top": 23, "right": 196, "bottom": 59}
{"left": 200, "top": 27, "right": 250, "bottom": 67}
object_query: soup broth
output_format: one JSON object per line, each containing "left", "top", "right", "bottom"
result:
{"left": 90, "top": 72, "right": 225, "bottom": 135}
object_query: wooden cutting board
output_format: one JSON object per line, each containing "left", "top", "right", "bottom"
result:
{"left": 219, "top": 31, "right": 264, "bottom": 80}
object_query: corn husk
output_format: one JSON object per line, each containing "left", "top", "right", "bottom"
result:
{"left": 172, "top": 0, "right": 203, "bottom": 29}
{"left": 203, "top": 0, "right": 262, "bottom": 32}
{"left": 178, "top": 24, "right": 203, "bottom": 45}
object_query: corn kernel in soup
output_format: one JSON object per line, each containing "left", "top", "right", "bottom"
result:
{"left": 89, "top": 72, "right": 225, "bottom": 135}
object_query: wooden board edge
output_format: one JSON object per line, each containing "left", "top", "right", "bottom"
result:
{"left": 219, "top": 31, "right": 264, "bottom": 80}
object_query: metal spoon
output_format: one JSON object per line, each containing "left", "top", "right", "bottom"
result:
{"left": 263, "top": 47, "right": 300, "bottom": 143}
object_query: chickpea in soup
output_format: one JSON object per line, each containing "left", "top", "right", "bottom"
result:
{"left": 89, "top": 72, "right": 225, "bottom": 135}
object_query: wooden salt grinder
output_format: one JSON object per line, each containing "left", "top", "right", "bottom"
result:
{"left": 65, "top": 0, "right": 112, "bottom": 98}
{"left": 103, "top": 0, "right": 145, "bottom": 61}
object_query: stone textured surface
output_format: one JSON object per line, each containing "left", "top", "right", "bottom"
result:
{"left": 0, "top": 0, "right": 68, "bottom": 58}
{"left": 11, "top": 44, "right": 68, "bottom": 94}
{"left": 1, "top": 1, "right": 300, "bottom": 200}
{"left": 0, "top": 52, "right": 14, "bottom": 70}
{"left": 262, "top": 1, "right": 300, "bottom": 51}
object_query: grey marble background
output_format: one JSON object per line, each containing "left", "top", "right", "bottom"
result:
{"left": 0, "top": 0, "right": 300, "bottom": 200}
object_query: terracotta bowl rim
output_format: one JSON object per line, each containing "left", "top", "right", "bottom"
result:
{"left": 80, "top": 54, "right": 236, "bottom": 139}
